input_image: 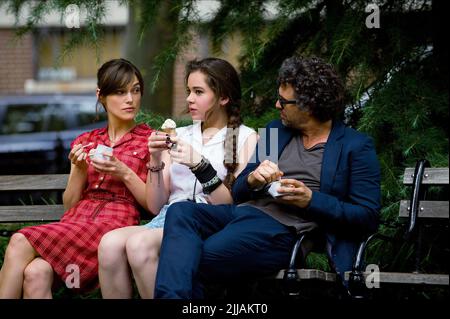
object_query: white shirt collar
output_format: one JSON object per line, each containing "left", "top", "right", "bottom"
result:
{"left": 192, "top": 120, "right": 227, "bottom": 147}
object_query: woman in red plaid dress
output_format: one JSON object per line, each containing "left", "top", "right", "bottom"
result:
{"left": 0, "top": 58, "right": 152, "bottom": 298}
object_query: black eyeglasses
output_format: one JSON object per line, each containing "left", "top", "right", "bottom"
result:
{"left": 277, "top": 94, "right": 297, "bottom": 109}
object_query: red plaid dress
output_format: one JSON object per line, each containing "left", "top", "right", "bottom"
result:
{"left": 18, "top": 123, "right": 152, "bottom": 291}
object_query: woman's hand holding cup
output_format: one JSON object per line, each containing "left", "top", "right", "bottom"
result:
{"left": 68, "top": 143, "right": 91, "bottom": 170}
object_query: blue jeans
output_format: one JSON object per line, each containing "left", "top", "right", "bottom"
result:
{"left": 154, "top": 202, "right": 296, "bottom": 299}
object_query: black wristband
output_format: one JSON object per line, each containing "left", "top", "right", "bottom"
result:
{"left": 190, "top": 156, "right": 210, "bottom": 173}
{"left": 190, "top": 158, "right": 204, "bottom": 173}
{"left": 192, "top": 159, "right": 217, "bottom": 183}
{"left": 201, "top": 175, "right": 223, "bottom": 194}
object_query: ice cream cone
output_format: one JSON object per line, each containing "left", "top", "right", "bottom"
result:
{"left": 162, "top": 128, "right": 176, "bottom": 136}
{"left": 161, "top": 119, "right": 177, "bottom": 136}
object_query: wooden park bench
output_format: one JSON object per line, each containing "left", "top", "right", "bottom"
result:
{"left": 345, "top": 160, "right": 449, "bottom": 298}
{"left": 0, "top": 174, "right": 69, "bottom": 227}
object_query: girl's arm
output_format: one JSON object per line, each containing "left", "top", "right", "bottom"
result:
{"left": 63, "top": 144, "right": 89, "bottom": 210}
{"left": 207, "top": 132, "right": 258, "bottom": 204}
{"left": 145, "top": 150, "right": 172, "bottom": 215}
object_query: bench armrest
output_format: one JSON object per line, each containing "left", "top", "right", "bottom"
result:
{"left": 348, "top": 232, "right": 395, "bottom": 298}
{"left": 405, "top": 159, "right": 430, "bottom": 238}
{"left": 282, "top": 230, "right": 323, "bottom": 294}
{"left": 283, "top": 233, "right": 308, "bottom": 282}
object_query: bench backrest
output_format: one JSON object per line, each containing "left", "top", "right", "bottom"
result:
{"left": 0, "top": 174, "right": 68, "bottom": 222}
{"left": 1, "top": 168, "right": 447, "bottom": 223}
{"left": 399, "top": 167, "right": 449, "bottom": 219}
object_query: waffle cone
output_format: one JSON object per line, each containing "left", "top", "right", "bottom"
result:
{"left": 162, "top": 128, "right": 176, "bottom": 135}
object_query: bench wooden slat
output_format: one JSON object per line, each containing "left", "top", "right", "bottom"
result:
{"left": 275, "top": 269, "right": 336, "bottom": 282}
{"left": 0, "top": 175, "right": 68, "bottom": 191}
{"left": 0, "top": 205, "right": 65, "bottom": 222}
{"left": 344, "top": 271, "right": 449, "bottom": 286}
{"left": 399, "top": 200, "right": 449, "bottom": 218}
{"left": 403, "top": 168, "right": 449, "bottom": 185}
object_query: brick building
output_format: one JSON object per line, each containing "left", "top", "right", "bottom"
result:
{"left": 0, "top": 31, "right": 33, "bottom": 95}
{"left": 0, "top": 1, "right": 241, "bottom": 117}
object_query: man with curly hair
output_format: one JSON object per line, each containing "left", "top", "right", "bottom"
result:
{"left": 154, "top": 56, "right": 381, "bottom": 299}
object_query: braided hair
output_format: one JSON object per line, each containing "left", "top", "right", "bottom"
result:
{"left": 185, "top": 58, "right": 243, "bottom": 190}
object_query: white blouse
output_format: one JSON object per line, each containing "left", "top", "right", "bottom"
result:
{"left": 167, "top": 121, "right": 255, "bottom": 204}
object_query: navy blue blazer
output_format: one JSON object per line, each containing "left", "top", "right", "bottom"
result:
{"left": 232, "top": 119, "right": 381, "bottom": 277}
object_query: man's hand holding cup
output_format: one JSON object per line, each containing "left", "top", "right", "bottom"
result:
{"left": 247, "top": 160, "right": 283, "bottom": 191}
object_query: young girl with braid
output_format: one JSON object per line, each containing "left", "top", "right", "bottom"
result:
{"left": 98, "top": 57, "right": 257, "bottom": 298}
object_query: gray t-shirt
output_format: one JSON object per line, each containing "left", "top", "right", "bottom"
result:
{"left": 241, "top": 135, "right": 325, "bottom": 233}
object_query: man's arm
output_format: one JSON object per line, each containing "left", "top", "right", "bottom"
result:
{"left": 231, "top": 159, "right": 259, "bottom": 204}
{"left": 232, "top": 119, "right": 288, "bottom": 204}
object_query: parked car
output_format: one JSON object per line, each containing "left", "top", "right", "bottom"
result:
{"left": 0, "top": 94, "right": 107, "bottom": 175}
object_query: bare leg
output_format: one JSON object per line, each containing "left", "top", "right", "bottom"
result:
{"left": 0, "top": 233, "right": 38, "bottom": 298}
{"left": 23, "top": 257, "right": 54, "bottom": 299}
{"left": 126, "top": 228, "right": 163, "bottom": 299}
{"left": 98, "top": 225, "right": 148, "bottom": 299}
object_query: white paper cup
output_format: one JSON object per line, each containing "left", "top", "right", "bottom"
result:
{"left": 91, "top": 144, "right": 113, "bottom": 161}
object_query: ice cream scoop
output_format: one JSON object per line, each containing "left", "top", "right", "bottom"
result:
{"left": 161, "top": 118, "right": 177, "bottom": 135}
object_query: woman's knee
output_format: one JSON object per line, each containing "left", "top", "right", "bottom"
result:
{"left": 23, "top": 259, "right": 53, "bottom": 286}
{"left": 5, "top": 233, "right": 33, "bottom": 259}
{"left": 126, "top": 231, "right": 161, "bottom": 268}
{"left": 98, "top": 231, "right": 127, "bottom": 269}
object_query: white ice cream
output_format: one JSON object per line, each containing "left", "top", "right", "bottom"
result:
{"left": 161, "top": 119, "right": 177, "bottom": 150}
{"left": 161, "top": 119, "right": 176, "bottom": 130}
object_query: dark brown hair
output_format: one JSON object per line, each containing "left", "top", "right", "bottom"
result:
{"left": 185, "top": 58, "right": 242, "bottom": 189}
{"left": 97, "top": 58, "right": 144, "bottom": 110}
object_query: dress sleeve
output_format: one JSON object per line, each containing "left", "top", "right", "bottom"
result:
{"left": 70, "top": 131, "right": 92, "bottom": 150}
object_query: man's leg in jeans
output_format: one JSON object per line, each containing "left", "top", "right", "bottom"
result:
{"left": 154, "top": 201, "right": 234, "bottom": 299}
{"left": 194, "top": 206, "right": 297, "bottom": 297}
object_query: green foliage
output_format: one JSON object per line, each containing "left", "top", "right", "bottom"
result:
{"left": 305, "top": 252, "right": 332, "bottom": 272}
{"left": 134, "top": 0, "right": 163, "bottom": 45}
{"left": 135, "top": 111, "right": 192, "bottom": 129}
{"left": 358, "top": 55, "right": 448, "bottom": 170}
{"left": 357, "top": 54, "right": 448, "bottom": 273}
{"left": 242, "top": 108, "right": 279, "bottom": 130}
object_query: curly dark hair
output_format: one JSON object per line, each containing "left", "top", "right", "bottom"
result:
{"left": 277, "top": 56, "right": 345, "bottom": 122}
